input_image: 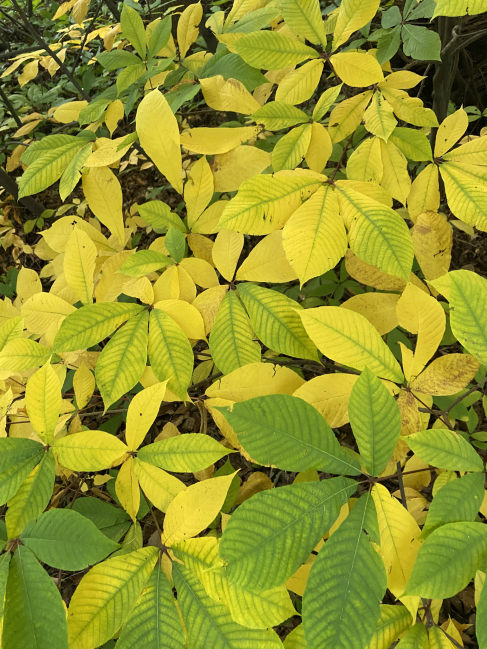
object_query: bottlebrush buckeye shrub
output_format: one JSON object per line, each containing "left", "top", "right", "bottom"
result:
{"left": 1, "top": 0, "right": 487, "bottom": 647}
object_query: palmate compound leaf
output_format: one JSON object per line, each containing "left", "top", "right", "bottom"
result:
{"left": 3, "top": 546, "right": 68, "bottom": 649}
{"left": 335, "top": 183, "right": 414, "bottom": 281}
{"left": 51, "top": 302, "right": 145, "bottom": 353}
{"left": 348, "top": 367, "right": 401, "bottom": 476}
{"left": 403, "top": 522, "right": 487, "bottom": 599}
{"left": 297, "top": 306, "right": 404, "bottom": 383}
{"left": 209, "top": 289, "right": 261, "bottom": 375}
{"left": 148, "top": 308, "right": 194, "bottom": 401}
{"left": 302, "top": 493, "right": 387, "bottom": 649}
{"left": 237, "top": 283, "right": 319, "bottom": 361}
{"left": 5, "top": 450, "right": 55, "bottom": 539}
{"left": 420, "top": 472, "right": 485, "bottom": 538}
{"left": 52, "top": 430, "right": 128, "bottom": 472}
{"left": 219, "top": 477, "right": 355, "bottom": 591}
{"left": 137, "top": 433, "right": 232, "bottom": 472}
{"left": 0, "top": 438, "right": 44, "bottom": 506}
{"left": 216, "top": 394, "right": 360, "bottom": 475}
{"left": 95, "top": 310, "right": 149, "bottom": 410}
{"left": 173, "top": 563, "right": 283, "bottom": 649}
{"left": 20, "top": 508, "right": 119, "bottom": 570}
{"left": 116, "top": 564, "right": 186, "bottom": 649}
{"left": 173, "top": 537, "right": 296, "bottom": 629}
{"left": 67, "top": 546, "right": 158, "bottom": 649}
{"left": 406, "top": 428, "right": 484, "bottom": 472}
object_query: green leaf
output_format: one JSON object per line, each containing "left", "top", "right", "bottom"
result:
{"left": 78, "top": 98, "right": 112, "bottom": 126}
{"left": 173, "top": 563, "right": 283, "bottom": 649}
{"left": 148, "top": 308, "right": 193, "bottom": 400}
{"left": 117, "top": 63, "right": 146, "bottom": 94}
{"left": 112, "top": 521, "right": 143, "bottom": 557}
{"left": 148, "top": 16, "right": 172, "bottom": 59}
{"left": 3, "top": 546, "right": 68, "bottom": 649}
{"left": 235, "top": 30, "right": 318, "bottom": 70}
{"left": 138, "top": 434, "right": 232, "bottom": 472}
{"left": 97, "top": 49, "right": 142, "bottom": 70}
{"left": 272, "top": 124, "right": 313, "bottom": 172}
{"left": 348, "top": 367, "right": 401, "bottom": 476}
{"left": 96, "top": 310, "right": 149, "bottom": 410}
{"left": 0, "top": 439, "right": 44, "bottom": 506}
{"left": 200, "top": 53, "right": 267, "bottom": 93}
{"left": 5, "top": 450, "right": 55, "bottom": 539}
{"left": 117, "top": 565, "right": 186, "bottom": 649}
{"left": 237, "top": 283, "right": 318, "bottom": 361}
{"left": 18, "top": 140, "right": 87, "bottom": 198}
{"left": 224, "top": 6, "right": 281, "bottom": 33}
{"left": 173, "top": 537, "right": 296, "bottom": 629}
{"left": 284, "top": 625, "right": 307, "bottom": 649}
{"left": 72, "top": 497, "right": 131, "bottom": 542}
{"left": 21, "top": 134, "right": 78, "bottom": 165}
{"left": 118, "top": 250, "right": 173, "bottom": 277}
{"left": 421, "top": 472, "right": 485, "bottom": 538}
{"left": 68, "top": 547, "right": 158, "bottom": 649}
{"left": 52, "top": 303, "right": 145, "bottom": 353}
{"left": 477, "top": 578, "right": 487, "bottom": 649}
{"left": 381, "top": 7, "right": 402, "bottom": 27}
{"left": 403, "top": 522, "right": 487, "bottom": 598}
{"left": 447, "top": 270, "right": 487, "bottom": 366}
{"left": 376, "top": 27, "right": 401, "bottom": 65}
{"left": 280, "top": 0, "right": 327, "bottom": 46}
{"left": 59, "top": 144, "right": 93, "bottom": 202}
{"left": 0, "top": 315, "right": 24, "bottom": 352}
{"left": 165, "top": 226, "right": 186, "bottom": 263}
{"left": 218, "top": 394, "right": 360, "bottom": 475}
{"left": 302, "top": 494, "right": 387, "bottom": 649}
{"left": 121, "top": 3, "right": 147, "bottom": 59}
{"left": 252, "top": 101, "right": 309, "bottom": 130}
{"left": 388, "top": 127, "right": 433, "bottom": 161}
{"left": 0, "top": 338, "right": 51, "bottom": 372}
{"left": 0, "top": 552, "right": 11, "bottom": 621}
{"left": 20, "top": 509, "right": 119, "bottom": 570}
{"left": 219, "top": 477, "right": 355, "bottom": 590}
{"left": 406, "top": 428, "right": 484, "bottom": 472}
{"left": 138, "top": 201, "right": 187, "bottom": 232}
{"left": 367, "top": 605, "right": 412, "bottom": 649}
{"left": 402, "top": 25, "right": 441, "bottom": 61}
{"left": 396, "top": 623, "right": 429, "bottom": 649}
{"left": 209, "top": 290, "right": 261, "bottom": 375}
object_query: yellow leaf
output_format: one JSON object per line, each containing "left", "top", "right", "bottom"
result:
{"left": 332, "top": 0, "right": 380, "bottom": 50}
{"left": 122, "top": 277, "right": 154, "bottom": 305}
{"left": 236, "top": 230, "right": 297, "bottom": 283}
{"left": 280, "top": 0, "right": 327, "bottom": 46}
{"left": 187, "top": 233, "right": 214, "bottom": 266}
{"left": 82, "top": 166, "right": 125, "bottom": 244}
{"left": 412, "top": 211, "right": 452, "bottom": 283}
{"left": 26, "top": 362, "right": 61, "bottom": 443}
{"left": 181, "top": 126, "right": 262, "bottom": 155}
{"left": 378, "top": 71, "right": 425, "bottom": 90}
{"left": 407, "top": 164, "right": 440, "bottom": 221}
{"left": 136, "top": 89, "right": 183, "bottom": 194}
{"left": 212, "top": 230, "right": 244, "bottom": 282}
{"left": 328, "top": 91, "right": 373, "bottom": 144}
{"left": 54, "top": 100, "right": 88, "bottom": 124}
{"left": 190, "top": 200, "right": 228, "bottom": 234}
{"left": 341, "top": 292, "right": 400, "bottom": 335}
{"left": 133, "top": 458, "right": 186, "bottom": 512}
{"left": 372, "top": 483, "right": 422, "bottom": 603}
{"left": 234, "top": 471, "right": 273, "bottom": 505}
{"left": 282, "top": 185, "right": 347, "bottom": 285}
{"left": 379, "top": 139, "right": 411, "bottom": 206}
{"left": 18, "top": 60, "right": 39, "bottom": 87}
{"left": 200, "top": 75, "right": 261, "bottom": 115}
{"left": 163, "top": 473, "right": 236, "bottom": 545}
{"left": 105, "top": 99, "right": 124, "bottom": 135}
{"left": 154, "top": 300, "right": 206, "bottom": 340}
{"left": 330, "top": 52, "right": 384, "bottom": 87}
{"left": 305, "top": 122, "right": 333, "bottom": 173}
{"left": 185, "top": 156, "right": 214, "bottom": 227}
{"left": 177, "top": 2, "right": 203, "bottom": 58}
{"left": 192, "top": 285, "right": 229, "bottom": 335}
{"left": 53, "top": 431, "right": 128, "bottom": 471}
{"left": 84, "top": 136, "right": 132, "bottom": 168}
{"left": 63, "top": 227, "right": 96, "bottom": 305}
{"left": 211, "top": 146, "right": 271, "bottom": 193}
{"left": 380, "top": 87, "right": 438, "bottom": 128}
{"left": 396, "top": 283, "right": 446, "bottom": 380}
{"left": 180, "top": 258, "right": 219, "bottom": 289}
{"left": 115, "top": 456, "right": 140, "bottom": 521}
{"left": 152, "top": 265, "right": 197, "bottom": 303}
{"left": 434, "top": 107, "right": 469, "bottom": 158}
{"left": 272, "top": 123, "right": 313, "bottom": 171}
{"left": 21, "top": 292, "right": 75, "bottom": 335}
{"left": 410, "top": 354, "right": 480, "bottom": 396}
{"left": 363, "top": 92, "right": 397, "bottom": 141}
{"left": 205, "top": 362, "right": 304, "bottom": 401}
{"left": 275, "top": 60, "right": 324, "bottom": 105}
{"left": 16, "top": 267, "right": 42, "bottom": 303}
{"left": 73, "top": 361, "right": 95, "bottom": 409}
{"left": 293, "top": 373, "right": 359, "bottom": 427}
{"left": 438, "top": 161, "right": 487, "bottom": 232}
{"left": 347, "top": 137, "right": 383, "bottom": 183}
{"left": 95, "top": 251, "right": 136, "bottom": 303}
{"left": 125, "top": 382, "right": 168, "bottom": 451}
{"left": 73, "top": 0, "right": 90, "bottom": 25}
